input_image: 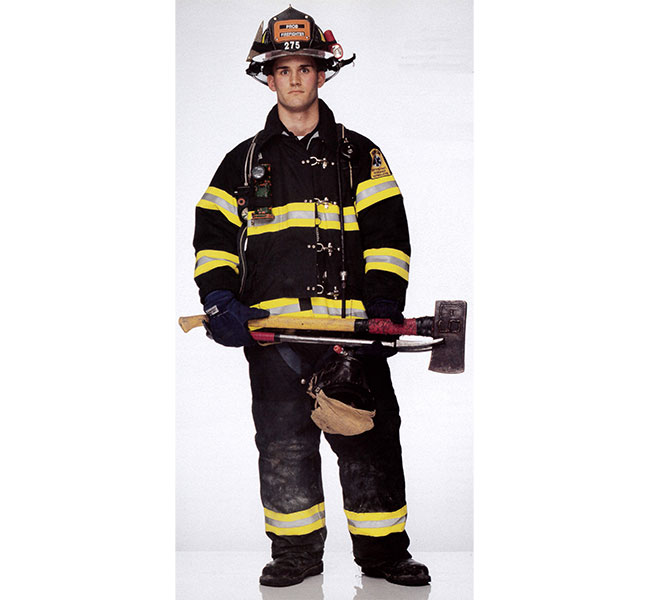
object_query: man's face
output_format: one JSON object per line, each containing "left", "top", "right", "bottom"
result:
{"left": 267, "top": 56, "right": 326, "bottom": 113}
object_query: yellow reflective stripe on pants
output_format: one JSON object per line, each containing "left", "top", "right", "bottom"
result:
{"left": 264, "top": 502, "right": 326, "bottom": 536}
{"left": 194, "top": 250, "right": 240, "bottom": 277}
{"left": 363, "top": 247, "right": 410, "bottom": 281}
{"left": 344, "top": 505, "right": 408, "bottom": 537}
{"left": 354, "top": 175, "right": 400, "bottom": 213}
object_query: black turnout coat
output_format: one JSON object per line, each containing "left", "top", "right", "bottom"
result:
{"left": 193, "top": 99, "right": 411, "bottom": 319}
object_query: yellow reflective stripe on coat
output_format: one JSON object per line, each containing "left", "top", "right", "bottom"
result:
{"left": 246, "top": 203, "right": 359, "bottom": 236}
{"left": 194, "top": 250, "right": 240, "bottom": 277}
{"left": 309, "top": 297, "right": 367, "bottom": 318}
{"left": 363, "top": 247, "right": 410, "bottom": 281}
{"left": 196, "top": 186, "right": 241, "bottom": 227}
{"left": 250, "top": 297, "right": 367, "bottom": 320}
{"left": 264, "top": 502, "right": 326, "bottom": 536}
{"left": 354, "top": 175, "right": 400, "bottom": 213}
{"left": 344, "top": 505, "right": 408, "bottom": 537}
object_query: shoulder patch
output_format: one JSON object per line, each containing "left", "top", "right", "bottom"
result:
{"left": 369, "top": 148, "right": 392, "bottom": 179}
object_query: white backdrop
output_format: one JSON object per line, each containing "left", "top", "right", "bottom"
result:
{"left": 6, "top": 3, "right": 657, "bottom": 598}
{"left": 176, "top": 0, "right": 473, "bottom": 553}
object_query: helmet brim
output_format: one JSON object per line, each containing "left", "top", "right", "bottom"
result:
{"left": 250, "top": 48, "right": 335, "bottom": 63}
{"left": 246, "top": 52, "right": 355, "bottom": 85}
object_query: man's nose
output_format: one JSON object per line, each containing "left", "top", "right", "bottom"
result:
{"left": 290, "top": 70, "right": 300, "bottom": 85}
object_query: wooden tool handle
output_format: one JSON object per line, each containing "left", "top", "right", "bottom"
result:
{"left": 248, "top": 315, "right": 357, "bottom": 332}
{"left": 178, "top": 314, "right": 357, "bottom": 333}
{"left": 178, "top": 315, "right": 208, "bottom": 333}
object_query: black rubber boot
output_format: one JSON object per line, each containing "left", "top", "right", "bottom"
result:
{"left": 259, "top": 555, "right": 324, "bottom": 587}
{"left": 361, "top": 558, "right": 431, "bottom": 586}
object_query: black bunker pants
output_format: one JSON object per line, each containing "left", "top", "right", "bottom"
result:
{"left": 244, "top": 342, "right": 413, "bottom": 567}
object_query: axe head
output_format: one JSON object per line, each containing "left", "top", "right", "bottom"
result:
{"left": 429, "top": 300, "right": 467, "bottom": 373}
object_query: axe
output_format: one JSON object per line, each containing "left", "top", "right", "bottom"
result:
{"left": 179, "top": 300, "right": 467, "bottom": 374}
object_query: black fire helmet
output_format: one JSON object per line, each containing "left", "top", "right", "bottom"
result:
{"left": 245, "top": 5, "right": 355, "bottom": 84}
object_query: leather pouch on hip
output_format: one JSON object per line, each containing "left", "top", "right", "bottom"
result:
{"left": 308, "top": 389, "right": 376, "bottom": 436}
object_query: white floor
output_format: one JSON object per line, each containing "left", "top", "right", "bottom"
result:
{"left": 176, "top": 550, "right": 472, "bottom": 600}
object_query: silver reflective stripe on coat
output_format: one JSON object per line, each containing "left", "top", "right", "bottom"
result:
{"left": 364, "top": 253, "right": 410, "bottom": 272}
{"left": 248, "top": 203, "right": 358, "bottom": 232}
{"left": 254, "top": 298, "right": 367, "bottom": 319}
{"left": 312, "top": 303, "right": 367, "bottom": 319}
{"left": 202, "top": 191, "right": 240, "bottom": 219}
{"left": 355, "top": 178, "right": 399, "bottom": 210}
{"left": 266, "top": 301, "right": 303, "bottom": 315}
{"left": 195, "top": 255, "right": 239, "bottom": 270}
{"left": 342, "top": 212, "right": 358, "bottom": 226}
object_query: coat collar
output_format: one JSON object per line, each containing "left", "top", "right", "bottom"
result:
{"left": 258, "top": 99, "right": 339, "bottom": 151}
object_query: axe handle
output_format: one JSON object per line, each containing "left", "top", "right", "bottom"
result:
{"left": 178, "top": 314, "right": 357, "bottom": 333}
{"left": 178, "top": 314, "right": 207, "bottom": 333}
{"left": 249, "top": 315, "right": 357, "bottom": 332}
{"left": 178, "top": 314, "right": 432, "bottom": 336}
{"left": 356, "top": 317, "right": 434, "bottom": 337}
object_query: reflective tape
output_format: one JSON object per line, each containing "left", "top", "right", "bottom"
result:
{"left": 247, "top": 202, "right": 359, "bottom": 236}
{"left": 264, "top": 502, "right": 326, "bottom": 536}
{"left": 251, "top": 297, "right": 367, "bottom": 320}
{"left": 344, "top": 505, "right": 408, "bottom": 537}
{"left": 310, "top": 297, "right": 368, "bottom": 319}
{"left": 196, "top": 187, "right": 241, "bottom": 227}
{"left": 317, "top": 205, "right": 358, "bottom": 227}
{"left": 194, "top": 250, "right": 240, "bottom": 277}
{"left": 256, "top": 298, "right": 305, "bottom": 316}
{"left": 354, "top": 176, "right": 401, "bottom": 213}
{"left": 363, "top": 247, "right": 410, "bottom": 281}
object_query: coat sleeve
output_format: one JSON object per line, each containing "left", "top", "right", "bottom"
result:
{"left": 192, "top": 143, "right": 248, "bottom": 303}
{"left": 352, "top": 138, "right": 411, "bottom": 311}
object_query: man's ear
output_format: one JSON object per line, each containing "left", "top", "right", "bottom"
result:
{"left": 317, "top": 70, "right": 326, "bottom": 88}
{"left": 267, "top": 74, "right": 276, "bottom": 92}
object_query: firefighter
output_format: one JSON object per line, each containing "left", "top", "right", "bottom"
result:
{"left": 192, "top": 6, "right": 430, "bottom": 587}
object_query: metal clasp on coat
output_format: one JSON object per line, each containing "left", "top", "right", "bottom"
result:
{"left": 315, "top": 242, "right": 337, "bottom": 256}
{"left": 303, "top": 156, "right": 332, "bottom": 169}
{"left": 306, "top": 284, "right": 325, "bottom": 294}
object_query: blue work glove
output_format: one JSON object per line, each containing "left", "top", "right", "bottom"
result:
{"left": 365, "top": 299, "right": 404, "bottom": 324}
{"left": 203, "top": 290, "right": 270, "bottom": 347}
